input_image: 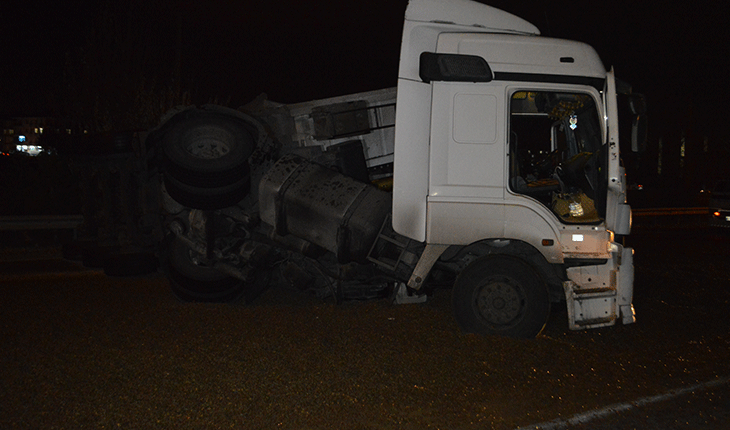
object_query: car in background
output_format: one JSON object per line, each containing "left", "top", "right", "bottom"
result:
{"left": 709, "top": 180, "right": 730, "bottom": 227}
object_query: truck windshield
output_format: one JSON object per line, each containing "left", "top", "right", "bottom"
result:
{"left": 509, "top": 91, "right": 605, "bottom": 223}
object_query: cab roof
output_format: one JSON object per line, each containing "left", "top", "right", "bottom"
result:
{"left": 405, "top": 0, "right": 541, "bottom": 36}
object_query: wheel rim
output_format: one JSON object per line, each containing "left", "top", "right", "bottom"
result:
{"left": 474, "top": 277, "right": 525, "bottom": 327}
{"left": 185, "top": 138, "right": 231, "bottom": 159}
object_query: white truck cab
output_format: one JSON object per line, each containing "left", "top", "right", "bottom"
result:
{"left": 392, "top": 0, "right": 639, "bottom": 335}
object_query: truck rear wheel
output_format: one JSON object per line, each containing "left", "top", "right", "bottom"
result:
{"left": 161, "top": 111, "right": 256, "bottom": 188}
{"left": 163, "top": 236, "right": 244, "bottom": 302}
{"left": 163, "top": 174, "right": 250, "bottom": 210}
{"left": 452, "top": 255, "right": 550, "bottom": 338}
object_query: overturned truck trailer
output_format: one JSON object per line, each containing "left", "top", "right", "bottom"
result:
{"left": 84, "top": 0, "right": 647, "bottom": 338}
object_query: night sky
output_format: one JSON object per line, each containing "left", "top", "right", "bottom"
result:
{"left": 2, "top": 0, "right": 728, "bottom": 148}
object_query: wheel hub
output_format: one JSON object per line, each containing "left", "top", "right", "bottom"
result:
{"left": 476, "top": 280, "right": 523, "bottom": 325}
{"left": 186, "top": 139, "right": 231, "bottom": 159}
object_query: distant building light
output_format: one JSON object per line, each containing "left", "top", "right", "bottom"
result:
{"left": 18, "top": 135, "right": 26, "bottom": 143}
{"left": 14, "top": 144, "right": 45, "bottom": 156}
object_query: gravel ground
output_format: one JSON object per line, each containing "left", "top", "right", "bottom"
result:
{"left": 1, "top": 229, "right": 729, "bottom": 429}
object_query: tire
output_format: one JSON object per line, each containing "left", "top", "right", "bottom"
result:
{"left": 162, "top": 236, "right": 244, "bottom": 302}
{"left": 162, "top": 111, "right": 255, "bottom": 188}
{"left": 163, "top": 174, "right": 250, "bottom": 210}
{"left": 103, "top": 252, "right": 158, "bottom": 277}
{"left": 452, "top": 255, "right": 550, "bottom": 338}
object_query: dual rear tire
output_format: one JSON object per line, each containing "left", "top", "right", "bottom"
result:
{"left": 160, "top": 110, "right": 256, "bottom": 210}
{"left": 163, "top": 235, "right": 245, "bottom": 302}
{"left": 157, "top": 110, "right": 260, "bottom": 302}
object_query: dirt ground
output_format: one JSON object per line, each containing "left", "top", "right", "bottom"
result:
{"left": 1, "top": 227, "right": 729, "bottom": 429}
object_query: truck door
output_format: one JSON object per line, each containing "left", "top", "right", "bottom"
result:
{"left": 603, "top": 69, "right": 631, "bottom": 235}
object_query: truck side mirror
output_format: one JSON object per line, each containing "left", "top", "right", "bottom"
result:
{"left": 629, "top": 94, "right": 647, "bottom": 152}
{"left": 631, "top": 114, "right": 647, "bottom": 153}
{"left": 419, "top": 52, "right": 493, "bottom": 83}
{"left": 628, "top": 93, "right": 647, "bottom": 116}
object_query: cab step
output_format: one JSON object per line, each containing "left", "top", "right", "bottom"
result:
{"left": 563, "top": 280, "right": 617, "bottom": 330}
{"left": 366, "top": 214, "right": 413, "bottom": 272}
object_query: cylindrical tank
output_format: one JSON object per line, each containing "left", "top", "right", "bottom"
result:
{"left": 259, "top": 154, "right": 391, "bottom": 263}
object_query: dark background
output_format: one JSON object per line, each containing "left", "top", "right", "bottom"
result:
{"left": 2, "top": 0, "right": 729, "bottom": 203}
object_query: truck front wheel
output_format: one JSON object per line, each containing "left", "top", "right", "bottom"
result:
{"left": 452, "top": 255, "right": 550, "bottom": 338}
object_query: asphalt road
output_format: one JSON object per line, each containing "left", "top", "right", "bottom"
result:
{"left": 1, "top": 226, "right": 729, "bottom": 429}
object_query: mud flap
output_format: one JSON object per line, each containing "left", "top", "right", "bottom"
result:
{"left": 618, "top": 246, "right": 636, "bottom": 325}
{"left": 392, "top": 282, "right": 428, "bottom": 304}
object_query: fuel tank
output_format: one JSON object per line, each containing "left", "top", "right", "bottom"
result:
{"left": 259, "top": 154, "right": 392, "bottom": 263}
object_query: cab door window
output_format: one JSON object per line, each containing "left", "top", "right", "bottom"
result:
{"left": 509, "top": 91, "right": 605, "bottom": 223}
